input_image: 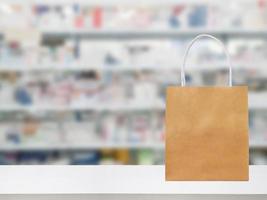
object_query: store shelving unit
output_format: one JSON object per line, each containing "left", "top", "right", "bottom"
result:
{"left": 250, "top": 140, "right": 267, "bottom": 149}
{"left": 1, "top": 29, "right": 267, "bottom": 41}
{"left": 0, "top": 53, "right": 266, "bottom": 153}
{"left": 38, "top": 29, "right": 267, "bottom": 39}
{"left": 0, "top": 61, "right": 266, "bottom": 72}
{"left": 0, "top": 142, "right": 165, "bottom": 151}
{"left": 1, "top": 140, "right": 267, "bottom": 151}
{"left": 0, "top": 92, "right": 265, "bottom": 111}
{"left": 0, "top": 102, "right": 165, "bottom": 112}
{"left": 0, "top": 0, "right": 266, "bottom": 164}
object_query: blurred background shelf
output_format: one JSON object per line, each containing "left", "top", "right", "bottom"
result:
{"left": 0, "top": 93, "right": 266, "bottom": 111}
{"left": 250, "top": 140, "right": 267, "bottom": 149}
{"left": 1, "top": 140, "right": 267, "bottom": 152}
{"left": 1, "top": 29, "right": 267, "bottom": 40}
{"left": 0, "top": 62, "right": 266, "bottom": 72}
{"left": 0, "top": 142, "right": 165, "bottom": 151}
{"left": 0, "top": 0, "right": 266, "bottom": 165}
{"left": 37, "top": 29, "right": 267, "bottom": 38}
{"left": 0, "top": 103, "right": 165, "bottom": 112}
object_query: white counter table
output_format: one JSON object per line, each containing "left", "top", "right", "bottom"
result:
{"left": 0, "top": 165, "right": 266, "bottom": 194}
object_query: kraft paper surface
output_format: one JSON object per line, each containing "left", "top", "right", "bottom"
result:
{"left": 165, "top": 86, "right": 248, "bottom": 181}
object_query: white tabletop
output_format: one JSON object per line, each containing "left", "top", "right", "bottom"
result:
{"left": 0, "top": 165, "right": 266, "bottom": 194}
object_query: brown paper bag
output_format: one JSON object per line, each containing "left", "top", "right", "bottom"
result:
{"left": 165, "top": 34, "right": 249, "bottom": 181}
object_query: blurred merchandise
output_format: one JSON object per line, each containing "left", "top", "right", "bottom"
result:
{"left": 1, "top": 38, "right": 267, "bottom": 70}
{"left": 0, "top": 0, "right": 266, "bottom": 165}
{"left": 0, "top": 2, "right": 267, "bottom": 31}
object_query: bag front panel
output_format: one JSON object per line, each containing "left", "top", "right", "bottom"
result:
{"left": 165, "top": 86, "right": 248, "bottom": 181}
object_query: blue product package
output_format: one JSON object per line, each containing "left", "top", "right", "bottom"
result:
{"left": 14, "top": 87, "right": 33, "bottom": 105}
{"left": 188, "top": 6, "right": 207, "bottom": 27}
{"left": 6, "top": 128, "right": 20, "bottom": 144}
{"left": 104, "top": 53, "right": 119, "bottom": 65}
{"left": 71, "top": 151, "right": 100, "bottom": 165}
{"left": 169, "top": 15, "right": 180, "bottom": 28}
{"left": 17, "top": 152, "right": 48, "bottom": 163}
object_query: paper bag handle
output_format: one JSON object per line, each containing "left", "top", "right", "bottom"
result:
{"left": 181, "top": 34, "right": 232, "bottom": 87}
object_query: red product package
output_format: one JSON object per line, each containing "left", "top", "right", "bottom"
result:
{"left": 92, "top": 7, "right": 102, "bottom": 28}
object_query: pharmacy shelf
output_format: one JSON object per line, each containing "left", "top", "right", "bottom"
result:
{"left": 0, "top": 64, "right": 178, "bottom": 72}
{"left": 0, "top": 142, "right": 165, "bottom": 151}
{"left": 0, "top": 102, "right": 165, "bottom": 112}
{"left": 250, "top": 140, "right": 267, "bottom": 149}
{"left": 2, "top": 28, "right": 266, "bottom": 39}
{"left": 2, "top": 0, "right": 222, "bottom": 6}
{"left": 0, "top": 62, "right": 265, "bottom": 72}
{"left": 0, "top": 165, "right": 266, "bottom": 194}
{"left": 0, "top": 93, "right": 266, "bottom": 112}
{"left": 40, "top": 29, "right": 267, "bottom": 38}
{"left": 0, "top": 141, "right": 265, "bottom": 151}
{"left": 249, "top": 134, "right": 267, "bottom": 149}
{"left": 249, "top": 93, "right": 267, "bottom": 109}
